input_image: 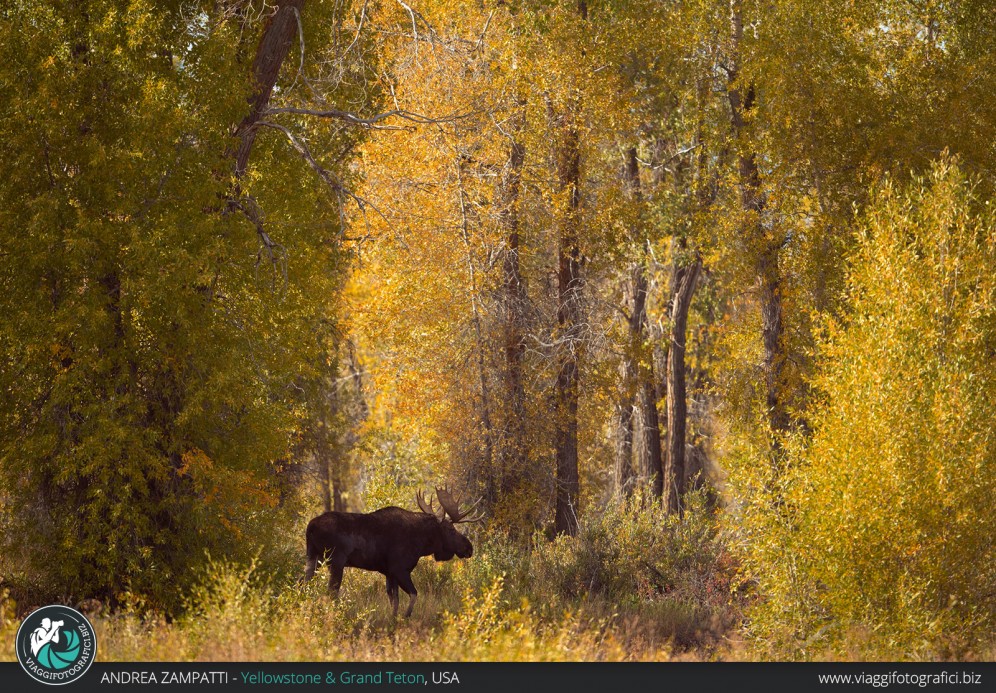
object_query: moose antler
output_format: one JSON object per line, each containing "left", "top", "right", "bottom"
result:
{"left": 435, "top": 486, "right": 484, "bottom": 523}
{"left": 415, "top": 489, "right": 446, "bottom": 521}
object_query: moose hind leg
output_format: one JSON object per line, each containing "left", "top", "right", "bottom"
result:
{"left": 385, "top": 575, "right": 399, "bottom": 619}
{"left": 396, "top": 573, "right": 418, "bottom": 619}
{"left": 327, "top": 555, "right": 346, "bottom": 598}
{"left": 303, "top": 557, "right": 317, "bottom": 582}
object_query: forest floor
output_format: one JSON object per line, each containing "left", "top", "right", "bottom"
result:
{"left": 1, "top": 498, "right": 753, "bottom": 662}
{"left": 3, "top": 557, "right": 994, "bottom": 662}
{"left": 0, "top": 558, "right": 742, "bottom": 662}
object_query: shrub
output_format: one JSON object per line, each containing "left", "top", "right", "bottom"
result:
{"left": 529, "top": 492, "right": 739, "bottom": 647}
{"left": 745, "top": 160, "right": 996, "bottom": 660}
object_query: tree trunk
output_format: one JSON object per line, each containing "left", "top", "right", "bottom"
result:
{"left": 324, "top": 370, "right": 341, "bottom": 514}
{"left": 234, "top": 1, "right": 306, "bottom": 179}
{"left": 614, "top": 150, "right": 637, "bottom": 497}
{"left": 344, "top": 338, "right": 370, "bottom": 424}
{"left": 549, "top": 0, "right": 588, "bottom": 537}
{"left": 553, "top": 105, "right": 583, "bottom": 537}
{"left": 223, "top": 0, "right": 306, "bottom": 259}
{"left": 728, "top": 0, "right": 789, "bottom": 468}
{"left": 759, "top": 246, "right": 789, "bottom": 439}
{"left": 319, "top": 431, "right": 332, "bottom": 513}
{"left": 331, "top": 458, "right": 346, "bottom": 512}
{"left": 615, "top": 148, "right": 665, "bottom": 498}
{"left": 626, "top": 148, "right": 666, "bottom": 499}
{"left": 321, "top": 384, "right": 349, "bottom": 513}
{"left": 316, "top": 337, "right": 366, "bottom": 514}
{"left": 496, "top": 103, "right": 529, "bottom": 500}
{"left": 614, "top": 396, "right": 635, "bottom": 496}
{"left": 456, "top": 161, "right": 495, "bottom": 470}
{"left": 664, "top": 257, "right": 701, "bottom": 515}
{"left": 638, "top": 363, "right": 664, "bottom": 497}
{"left": 333, "top": 338, "right": 368, "bottom": 513}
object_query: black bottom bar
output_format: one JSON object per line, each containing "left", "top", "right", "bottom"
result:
{"left": 1, "top": 662, "right": 992, "bottom": 693}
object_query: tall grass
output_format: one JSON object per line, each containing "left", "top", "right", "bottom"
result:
{"left": 0, "top": 495, "right": 742, "bottom": 662}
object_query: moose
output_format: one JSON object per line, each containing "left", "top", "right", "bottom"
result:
{"left": 303, "top": 487, "right": 482, "bottom": 618}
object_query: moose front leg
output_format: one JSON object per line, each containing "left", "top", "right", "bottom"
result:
{"left": 396, "top": 572, "right": 418, "bottom": 619}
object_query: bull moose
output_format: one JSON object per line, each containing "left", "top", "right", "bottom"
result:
{"left": 303, "top": 487, "right": 482, "bottom": 618}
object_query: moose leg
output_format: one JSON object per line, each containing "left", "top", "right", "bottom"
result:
{"left": 396, "top": 572, "right": 418, "bottom": 619}
{"left": 303, "top": 557, "right": 317, "bottom": 582}
{"left": 327, "top": 553, "right": 347, "bottom": 597}
{"left": 385, "top": 576, "right": 399, "bottom": 619}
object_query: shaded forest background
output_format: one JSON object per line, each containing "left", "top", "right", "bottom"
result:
{"left": 1, "top": 0, "right": 994, "bottom": 660}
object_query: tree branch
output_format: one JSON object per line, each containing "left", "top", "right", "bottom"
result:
{"left": 264, "top": 106, "right": 472, "bottom": 129}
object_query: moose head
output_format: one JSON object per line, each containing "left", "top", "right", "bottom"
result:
{"left": 415, "top": 486, "right": 482, "bottom": 561}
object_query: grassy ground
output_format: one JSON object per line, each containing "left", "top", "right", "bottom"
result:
{"left": 2, "top": 534, "right": 992, "bottom": 662}
{"left": 0, "top": 559, "right": 738, "bottom": 662}
{"left": 0, "top": 499, "right": 744, "bottom": 662}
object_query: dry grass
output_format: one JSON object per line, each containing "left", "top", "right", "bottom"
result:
{"left": 0, "top": 500, "right": 746, "bottom": 662}
{"left": 0, "top": 558, "right": 737, "bottom": 662}
{"left": 4, "top": 557, "right": 989, "bottom": 662}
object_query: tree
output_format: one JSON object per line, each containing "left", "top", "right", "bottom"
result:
{"left": 725, "top": 0, "right": 790, "bottom": 469}
{"left": 0, "top": 0, "right": 370, "bottom": 608}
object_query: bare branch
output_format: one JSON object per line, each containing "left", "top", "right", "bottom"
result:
{"left": 255, "top": 120, "right": 342, "bottom": 190}
{"left": 253, "top": 120, "right": 390, "bottom": 232}
{"left": 475, "top": 10, "right": 496, "bottom": 52}
{"left": 285, "top": 6, "right": 306, "bottom": 95}
{"left": 395, "top": 0, "right": 419, "bottom": 60}
{"left": 233, "top": 194, "right": 289, "bottom": 291}
{"left": 264, "top": 106, "right": 473, "bottom": 129}
{"left": 342, "top": 0, "right": 369, "bottom": 57}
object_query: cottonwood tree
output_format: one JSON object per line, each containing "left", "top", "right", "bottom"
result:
{"left": 0, "top": 0, "right": 375, "bottom": 607}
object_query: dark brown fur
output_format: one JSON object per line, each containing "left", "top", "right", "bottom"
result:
{"left": 303, "top": 506, "right": 473, "bottom": 618}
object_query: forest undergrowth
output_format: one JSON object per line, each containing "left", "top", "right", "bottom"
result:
{"left": 0, "top": 498, "right": 741, "bottom": 662}
{"left": 3, "top": 492, "right": 993, "bottom": 662}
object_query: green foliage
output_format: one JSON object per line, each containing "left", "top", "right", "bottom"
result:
{"left": 2, "top": 0, "right": 995, "bottom": 662}
{"left": 745, "top": 160, "right": 996, "bottom": 659}
{"left": 0, "top": 1, "right": 358, "bottom": 611}
{"left": 531, "top": 494, "right": 712, "bottom": 598}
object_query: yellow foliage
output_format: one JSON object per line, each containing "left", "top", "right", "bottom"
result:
{"left": 742, "top": 160, "right": 996, "bottom": 660}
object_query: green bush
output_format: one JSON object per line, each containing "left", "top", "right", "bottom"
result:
{"left": 0, "top": 0, "right": 354, "bottom": 615}
{"left": 61, "top": 552, "right": 664, "bottom": 661}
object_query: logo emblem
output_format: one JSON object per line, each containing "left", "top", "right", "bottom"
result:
{"left": 15, "top": 605, "right": 96, "bottom": 685}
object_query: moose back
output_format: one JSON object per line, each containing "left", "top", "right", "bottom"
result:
{"left": 303, "top": 487, "right": 481, "bottom": 618}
